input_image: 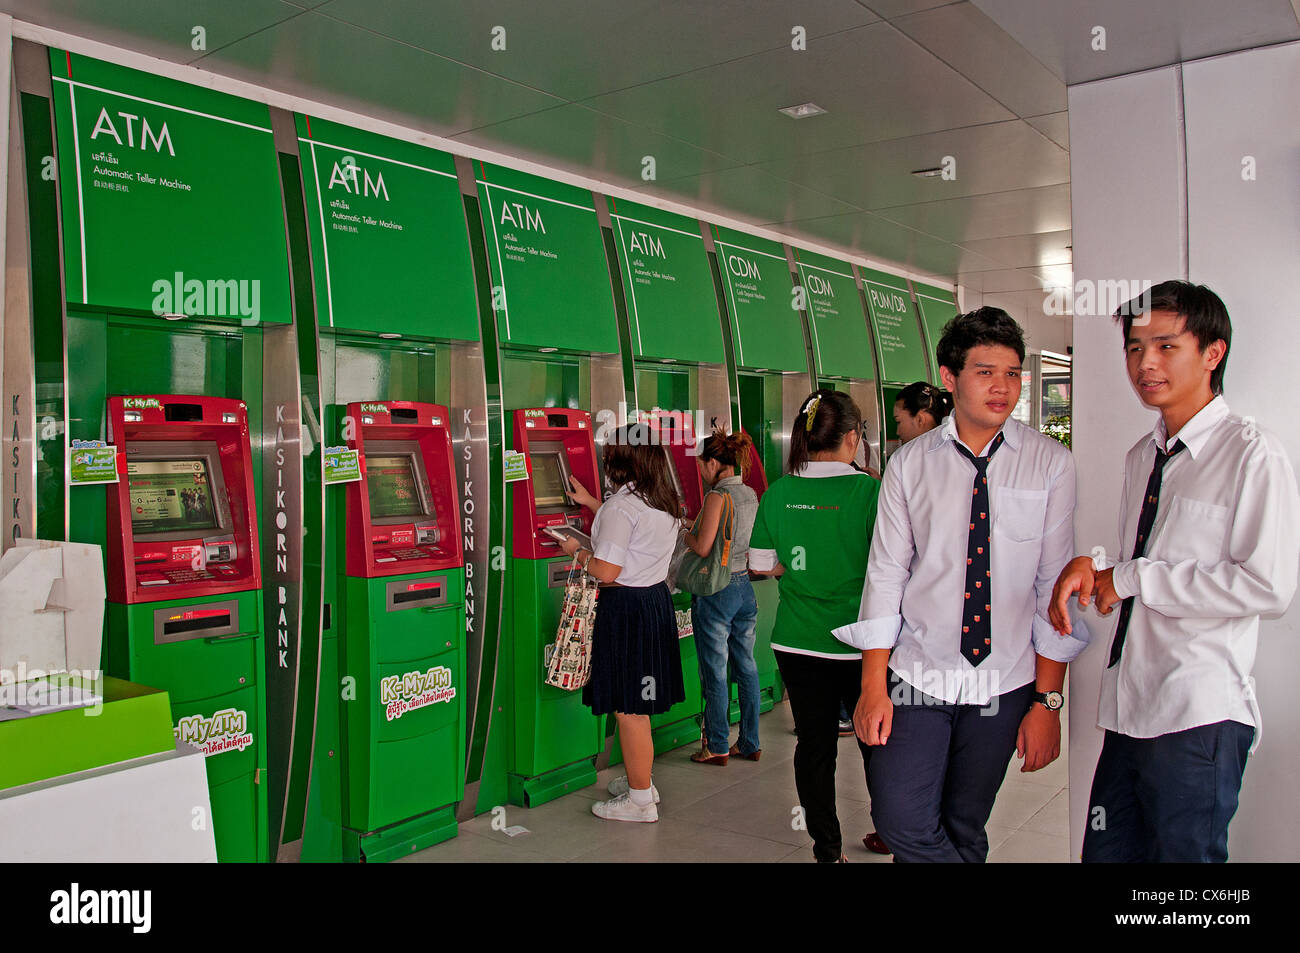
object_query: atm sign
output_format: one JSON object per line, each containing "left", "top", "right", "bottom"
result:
{"left": 360, "top": 403, "right": 389, "bottom": 414}
{"left": 123, "top": 398, "right": 162, "bottom": 410}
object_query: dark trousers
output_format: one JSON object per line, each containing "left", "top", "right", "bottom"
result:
{"left": 1081, "top": 721, "right": 1253, "bottom": 863}
{"left": 868, "top": 673, "right": 1034, "bottom": 863}
{"left": 774, "top": 650, "right": 871, "bottom": 863}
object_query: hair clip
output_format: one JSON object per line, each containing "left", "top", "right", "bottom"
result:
{"left": 803, "top": 395, "right": 822, "bottom": 432}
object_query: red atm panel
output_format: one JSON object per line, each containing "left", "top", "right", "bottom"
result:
{"left": 739, "top": 430, "right": 768, "bottom": 502}
{"left": 106, "top": 394, "right": 261, "bottom": 604}
{"left": 344, "top": 401, "right": 462, "bottom": 578}
{"left": 644, "top": 410, "right": 704, "bottom": 520}
{"left": 510, "top": 408, "right": 600, "bottom": 560}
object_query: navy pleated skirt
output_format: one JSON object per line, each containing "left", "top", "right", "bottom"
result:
{"left": 583, "top": 582, "right": 686, "bottom": 716}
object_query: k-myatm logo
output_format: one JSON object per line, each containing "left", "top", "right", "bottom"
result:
{"left": 380, "top": 666, "right": 455, "bottom": 722}
{"left": 360, "top": 403, "right": 388, "bottom": 414}
{"left": 122, "top": 397, "right": 162, "bottom": 410}
{"left": 175, "top": 707, "right": 253, "bottom": 756}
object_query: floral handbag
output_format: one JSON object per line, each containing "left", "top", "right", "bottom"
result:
{"left": 543, "top": 558, "right": 600, "bottom": 691}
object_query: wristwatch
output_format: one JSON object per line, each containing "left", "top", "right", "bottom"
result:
{"left": 1032, "top": 690, "right": 1064, "bottom": 711}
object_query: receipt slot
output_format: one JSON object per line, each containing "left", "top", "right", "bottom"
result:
{"left": 104, "top": 394, "right": 266, "bottom": 863}
{"left": 502, "top": 407, "right": 604, "bottom": 806}
{"left": 339, "top": 401, "right": 465, "bottom": 860}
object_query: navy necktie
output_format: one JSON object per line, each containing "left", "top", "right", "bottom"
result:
{"left": 953, "top": 432, "right": 1005, "bottom": 667}
{"left": 1107, "top": 440, "right": 1185, "bottom": 668}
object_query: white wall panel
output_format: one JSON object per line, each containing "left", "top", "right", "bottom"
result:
{"left": 1183, "top": 40, "right": 1300, "bottom": 862}
{"left": 1065, "top": 66, "right": 1185, "bottom": 859}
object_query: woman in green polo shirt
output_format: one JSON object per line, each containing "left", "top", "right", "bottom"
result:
{"left": 748, "top": 389, "right": 880, "bottom": 863}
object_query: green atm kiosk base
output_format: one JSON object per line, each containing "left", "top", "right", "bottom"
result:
{"left": 501, "top": 406, "right": 605, "bottom": 807}
{"left": 334, "top": 400, "right": 467, "bottom": 862}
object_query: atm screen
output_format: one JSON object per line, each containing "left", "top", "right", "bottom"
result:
{"left": 127, "top": 458, "right": 219, "bottom": 536}
{"left": 366, "top": 454, "right": 429, "bottom": 520}
{"left": 530, "top": 449, "right": 570, "bottom": 509}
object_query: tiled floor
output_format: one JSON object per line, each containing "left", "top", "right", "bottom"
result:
{"left": 399, "top": 701, "right": 1072, "bottom": 863}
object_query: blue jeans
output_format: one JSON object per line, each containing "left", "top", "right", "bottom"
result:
{"left": 691, "top": 571, "right": 760, "bottom": 756}
{"left": 1081, "top": 721, "right": 1253, "bottom": 863}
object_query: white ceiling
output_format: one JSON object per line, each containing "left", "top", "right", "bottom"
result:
{"left": 4, "top": 0, "right": 1297, "bottom": 296}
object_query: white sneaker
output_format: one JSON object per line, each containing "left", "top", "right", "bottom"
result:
{"left": 592, "top": 792, "right": 658, "bottom": 823}
{"left": 606, "top": 776, "right": 661, "bottom": 803}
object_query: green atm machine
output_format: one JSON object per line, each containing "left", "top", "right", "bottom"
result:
{"left": 502, "top": 407, "right": 605, "bottom": 804}
{"left": 710, "top": 226, "right": 815, "bottom": 714}
{"left": 862, "top": 268, "right": 934, "bottom": 461}
{"left": 42, "top": 50, "right": 295, "bottom": 861}
{"left": 472, "top": 162, "right": 626, "bottom": 807}
{"left": 289, "top": 114, "right": 486, "bottom": 859}
{"left": 605, "top": 197, "right": 737, "bottom": 755}
{"left": 104, "top": 394, "right": 267, "bottom": 862}
{"left": 795, "top": 249, "right": 884, "bottom": 474}
{"left": 336, "top": 401, "right": 466, "bottom": 860}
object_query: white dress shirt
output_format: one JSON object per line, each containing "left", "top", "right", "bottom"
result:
{"left": 591, "top": 483, "right": 680, "bottom": 587}
{"left": 833, "top": 415, "right": 1089, "bottom": 705}
{"left": 1098, "top": 396, "right": 1300, "bottom": 751}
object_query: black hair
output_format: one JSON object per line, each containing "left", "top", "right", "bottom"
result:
{"left": 895, "top": 381, "right": 953, "bottom": 424}
{"left": 788, "top": 389, "right": 863, "bottom": 475}
{"left": 603, "top": 423, "right": 681, "bottom": 517}
{"left": 936, "top": 307, "right": 1026, "bottom": 375}
{"left": 699, "top": 428, "right": 754, "bottom": 477}
{"left": 1115, "top": 280, "right": 1232, "bottom": 395}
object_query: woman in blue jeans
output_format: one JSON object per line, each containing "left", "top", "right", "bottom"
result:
{"left": 681, "top": 430, "right": 761, "bottom": 765}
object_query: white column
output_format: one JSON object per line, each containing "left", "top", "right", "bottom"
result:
{"left": 1066, "top": 65, "right": 1186, "bottom": 860}
{"left": 1067, "top": 41, "right": 1300, "bottom": 861}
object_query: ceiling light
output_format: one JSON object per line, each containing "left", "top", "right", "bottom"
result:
{"left": 911, "top": 167, "right": 945, "bottom": 178}
{"left": 779, "top": 102, "right": 827, "bottom": 119}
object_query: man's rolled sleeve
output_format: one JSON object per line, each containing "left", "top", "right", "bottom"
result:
{"left": 748, "top": 547, "right": 778, "bottom": 573}
{"left": 1031, "top": 611, "right": 1089, "bottom": 662}
{"left": 832, "top": 615, "right": 902, "bottom": 651}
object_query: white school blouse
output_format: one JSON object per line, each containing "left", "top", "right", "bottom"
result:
{"left": 590, "top": 484, "right": 680, "bottom": 588}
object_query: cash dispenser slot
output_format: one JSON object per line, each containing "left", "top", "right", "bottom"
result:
{"left": 548, "top": 561, "right": 572, "bottom": 588}
{"left": 385, "top": 578, "right": 448, "bottom": 612}
{"left": 153, "top": 599, "right": 241, "bottom": 644}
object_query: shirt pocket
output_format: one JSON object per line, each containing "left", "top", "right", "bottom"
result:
{"left": 993, "top": 487, "right": 1049, "bottom": 543}
{"left": 1155, "top": 495, "right": 1228, "bottom": 564}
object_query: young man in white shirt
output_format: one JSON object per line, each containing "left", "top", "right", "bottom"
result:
{"left": 1052, "top": 281, "right": 1300, "bottom": 862}
{"left": 834, "top": 308, "right": 1088, "bottom": 862}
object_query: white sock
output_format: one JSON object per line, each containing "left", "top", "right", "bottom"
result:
{"left": 628, "top": 786, "right": 654, "bottom": 807}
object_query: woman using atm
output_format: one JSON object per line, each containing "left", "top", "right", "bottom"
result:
{"left": 558, "top": 423, "right": 685, "bottom": 823}
{"left": 680, "top": 429, "right": 762, "bottom": 765}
